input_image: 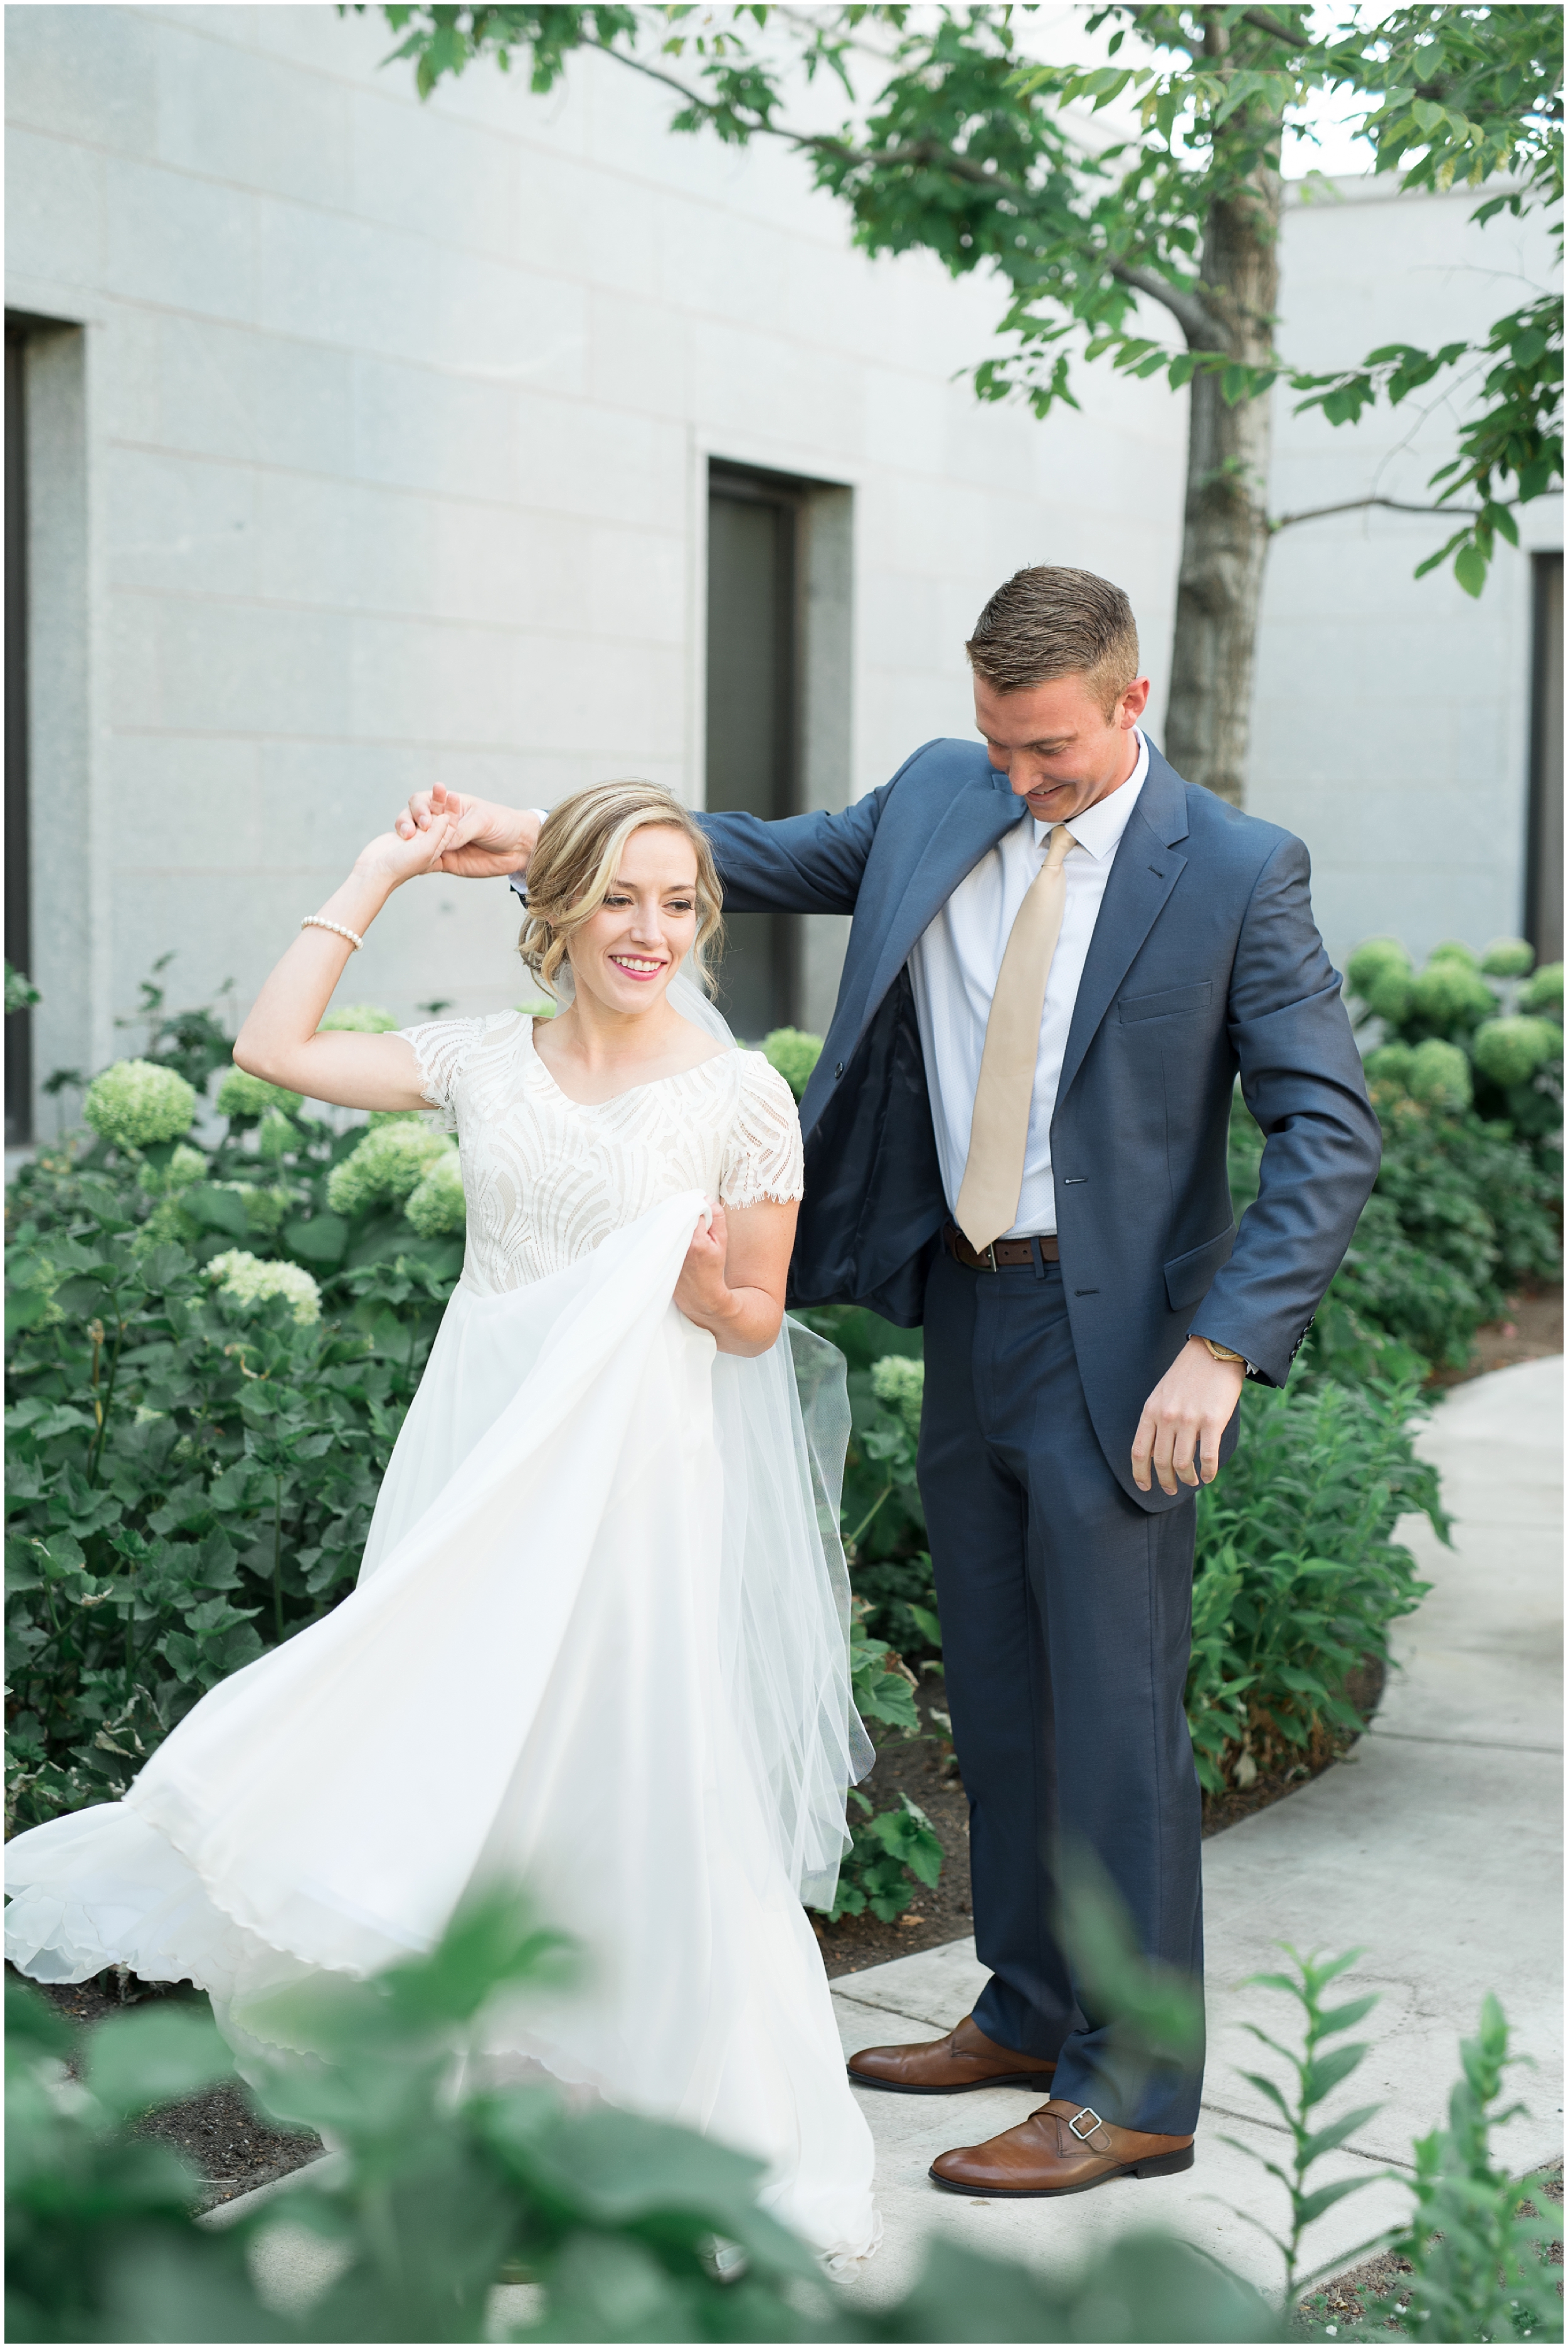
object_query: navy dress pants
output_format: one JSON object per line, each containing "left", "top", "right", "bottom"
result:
{"left": 918, "top": 1246, "right": 1205, "bottom": 2136}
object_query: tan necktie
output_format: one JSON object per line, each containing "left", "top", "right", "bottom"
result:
{"left": 955, "top": 821, "right": 1079, "bottom": 1253}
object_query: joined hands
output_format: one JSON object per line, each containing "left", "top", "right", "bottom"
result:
{"left": 395, "top": 785, "right": 538, "bottom": 878}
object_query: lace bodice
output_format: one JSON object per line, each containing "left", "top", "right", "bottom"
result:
{"left": 399, "top": 1012, "right": 805, "bottom": 1295}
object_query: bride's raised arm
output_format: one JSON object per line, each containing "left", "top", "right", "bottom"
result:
{"left": 233, "top": 815, "right": 462, "bottom": 1113}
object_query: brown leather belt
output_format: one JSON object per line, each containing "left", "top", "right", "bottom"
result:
{"left": 945, "top": 1224, "right": 1060, "bottom": 1271}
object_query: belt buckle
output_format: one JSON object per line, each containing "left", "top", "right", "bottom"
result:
{"left": 984, "top": 1242, "right": 997, "bottom": 1272}
{"left": 1068, "top": 2106, "right": 1106, "bottom": 2142}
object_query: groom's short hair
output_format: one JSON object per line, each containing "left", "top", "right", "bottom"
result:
{"left": 965, "top": 566, "right": 1140, "bottom": 718}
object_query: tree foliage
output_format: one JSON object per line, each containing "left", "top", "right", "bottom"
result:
{"left": 365, "top": 1, "right": 1560, "bottom": 595}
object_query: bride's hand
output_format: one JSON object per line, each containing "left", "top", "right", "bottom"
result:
{"left": 674, "top": 1203, "right": 738, "bottom": 1335}
{"left": 395, "top": 784, "right": 539, "bottom": 878}
{"left": 351, "top": 815, "right": 460, "bottom": 890}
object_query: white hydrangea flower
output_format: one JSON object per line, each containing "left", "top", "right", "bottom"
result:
{"left": 326, "top": 1122, "right": 450, "bottom": 1216}
{"left": 870, "top": 1354, "right": 925, "bottom": 1442}
{"left": 318, "top": 1004, "right": 398, "bottom": 1033}
{"left": 162, "top": 1144, "right": 208, "bottom": 1193}
{"left": 208, "top": 1248, "right": 322, "bottom": 1325}
{"left": 82, "top": 1060, "right": 198, "bottom": 1150}
{"left": 403, "top": 1148, "right": 466, "bottom": 1238}
{"left": 216, "top": 1068, "right": 302, "bottom": 1120}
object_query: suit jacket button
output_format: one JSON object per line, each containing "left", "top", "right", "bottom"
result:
{"left": 834, "top": 1061, "right": 844, "bottom": 1078}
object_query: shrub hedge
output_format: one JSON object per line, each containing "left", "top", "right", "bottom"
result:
{"left": 4, "top": 940, "right": 1558, "bottom": 1865}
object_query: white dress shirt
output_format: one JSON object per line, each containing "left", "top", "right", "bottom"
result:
{"left": 908, "top": 731, "right": 1150, "bottom": 1238}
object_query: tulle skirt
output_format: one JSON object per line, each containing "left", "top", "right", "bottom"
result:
{"left": 4, "top": 1191, "right": 879, "bottom": 2264}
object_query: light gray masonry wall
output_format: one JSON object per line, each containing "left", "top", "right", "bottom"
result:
{"left": 1257, "top": 175, "right": 1562, "bottom": 967}
{"left": 4, "top": 0, "right": 1183, "bottom": 1092}
{"left": 5, "top": 4, "right": 1561, "bottom": 1113}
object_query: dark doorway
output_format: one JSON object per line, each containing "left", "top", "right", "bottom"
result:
{"left": 1525, "top": 550, "right": 1563, "bottom": 967}
{"left": 704, "top": 464, "right": 801, "bottom": 1039}
{"left": 6, "top": 317, "right": 31, "bottom": 1144}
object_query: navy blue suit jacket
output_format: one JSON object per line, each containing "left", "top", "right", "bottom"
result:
{"left": 698, "top": 740, "right": 1381, "bottom": 1511}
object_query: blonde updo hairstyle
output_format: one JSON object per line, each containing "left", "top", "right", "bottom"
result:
{"left": 519, "top": 780, "right": 725, "bottom": 1001}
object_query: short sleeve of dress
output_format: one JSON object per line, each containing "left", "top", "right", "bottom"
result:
{"left": 398, "top": 1016, "right": 491, "bottom": 1133}
{"left": 719, "top": 1054, "right": 805, "bottom": 1209}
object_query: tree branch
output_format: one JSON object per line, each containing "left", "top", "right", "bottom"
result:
{"left": 588, "top": 35, "right": 1232, "bottom": 349}
{"left": 1269, "top": 494, "right": 1483, "bottom": 534}
{"left": 1239, "top": 9, "right": 1315, "bottom": 53}
{"left": 1108, "top": 260, "right": 1227, "bottom": 348}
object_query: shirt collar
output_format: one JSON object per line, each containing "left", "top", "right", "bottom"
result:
{"left": 1033, "top": 730, "right": 1150, "bottom": 862}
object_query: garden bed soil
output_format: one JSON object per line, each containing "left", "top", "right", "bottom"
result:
{"left": 14, "top": 1968, "right": 323, "bottom": 2210}
{"left": 1430, "top": 1282, "right": 1564, "bottom": 1388}
{"left": 1295, "top": 2163, "right": 1562, "bottom": 2336}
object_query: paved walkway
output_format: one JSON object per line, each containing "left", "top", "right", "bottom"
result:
{"left": 830, "top": 1354, "right": 1564, "bottom": 2308}
{"left": 225, "top": 1358, "right": 1562, "bottom": 2324}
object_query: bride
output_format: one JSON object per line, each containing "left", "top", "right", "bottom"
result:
{"left": 4, "top": 779, "right": 880, "bottom": 2265}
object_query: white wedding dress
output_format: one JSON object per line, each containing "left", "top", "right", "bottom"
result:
{"left": 4, "top": 999, "right": 880, "bottom": 2265}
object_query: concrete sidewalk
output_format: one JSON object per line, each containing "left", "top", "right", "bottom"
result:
{"left": 830, "top": 1354, "right": 1564, "bottom": 2308}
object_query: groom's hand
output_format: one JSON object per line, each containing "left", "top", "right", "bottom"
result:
{"left": 395, "top": 785, "right": 539, "bottom": 878}
{"left": 1131, "top": 1337, "right": 1246, "bottom": 1496}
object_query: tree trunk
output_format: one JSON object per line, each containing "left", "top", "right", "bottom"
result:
{"left": 1163, "top": 65, "right": 1283, "bottom": 806}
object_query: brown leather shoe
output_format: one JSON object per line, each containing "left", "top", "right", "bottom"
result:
{"left": 847, "top": 2013, "right": 1057, "bottom": 2095}
{"left": 930, "top": 2098, "right": 1195, "bottom": 2196}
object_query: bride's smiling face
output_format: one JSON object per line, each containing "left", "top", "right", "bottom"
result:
{"left": 566, "top": 822, "right": 701, "bottom": 1016}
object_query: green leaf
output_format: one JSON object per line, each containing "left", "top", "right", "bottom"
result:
{"left": 1301, "top": 2039, "right": 1371, "bottom": 2108}
{"left": 1316, "top": 1992, "right": 1381, "bottom": 2037}
{"left": 282, "top": 1214, "right": 351, "bottom": 1269}
{"left": 8, "top": 1400, "right": 94, "bottom": 1440}
{"left": 1453, "top": 540, "right": 1490, "bottom": 597}
{"left": 84, "top": 2002, "right": 236, "bottom": 2122}
{"left": 182, "top": 1184, "right": 252, "bottom": 1240}
{"left": 5, "top": 1287, "right": 54, "bottom": 1339}
{"left": 1237, "top": 2068, "right": 1295, "bottom": 2122}
{"left": 906, "top": 1601, "right": 942, "bottom": 1647}
{"left": 1300, "top": 2101, "right": 1384, "bottom": 2165}
{"left": 1294, "top": 2171, "right": 1381, "bottom": 2227}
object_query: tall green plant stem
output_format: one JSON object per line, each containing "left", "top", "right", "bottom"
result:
{"left": 843, "top": 1476, "right": 896, "bottom": 1552}
{"left": 87, "top": 1311, "right": 127, "bottom": 1487}
{"left": 1222, "top": 1944, "right": 1385, "bottom": 2301}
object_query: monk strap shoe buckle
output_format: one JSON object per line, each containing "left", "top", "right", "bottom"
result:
{"left": 1068, "top": 2106, "right": 1106, "bottom": 2142}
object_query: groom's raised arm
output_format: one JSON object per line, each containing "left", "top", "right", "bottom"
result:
{"left": 696, "top": 780, "right": 894, "bottom": 918}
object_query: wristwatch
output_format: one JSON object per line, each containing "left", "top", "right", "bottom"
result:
{"left": 1199, "top": 1336, "right": 1255, "bottom": 1375}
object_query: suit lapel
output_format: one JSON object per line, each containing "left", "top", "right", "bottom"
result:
{"left": 860, "top": 772, "right": 1026, "bottom": 1021}
{"left": 1053, "top": 753, "right": 1190, "bottom": 1115}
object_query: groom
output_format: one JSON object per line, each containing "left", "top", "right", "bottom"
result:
{"left": 399, "top": 563, "right": 1380, "bottom": 2196}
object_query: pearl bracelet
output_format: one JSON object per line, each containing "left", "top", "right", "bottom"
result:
{"left": 301, "top": 916, "right": 364, "bottom": 951}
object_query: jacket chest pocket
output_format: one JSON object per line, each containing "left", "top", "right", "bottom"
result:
{"left": 1117, "top": 980, "right": 1213, "bottom": 1025}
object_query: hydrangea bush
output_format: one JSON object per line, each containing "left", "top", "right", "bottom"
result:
{"left": 761, "top": 1026, "right": 824, "bottom": 1101}
{"left": 4, "top": 957, "right": 1557, "bottom": 1883}
{"left": 319, "top": 1003, "right": 399, "bottom": 1033}
{"left": 215, "top": 1068, "right": 304, "bottom": 1122}
{"left": 5, "top": 1008, "right": 468, "bottom": 1829}
{"left": 1347, "top": 934, "right": 1564, "bottom": 1143}
{"left": 403, "top": 1148, "right": 466, "bottom": 1238}
{"left": 81, "top": 1061, "right": 198, "bottom": 1150}
{"left": 208, "top": 1247, "right": 322, "bottom": 1325}
{"left": 326, "top": 1121, "right": 452, "bottom": 1216}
